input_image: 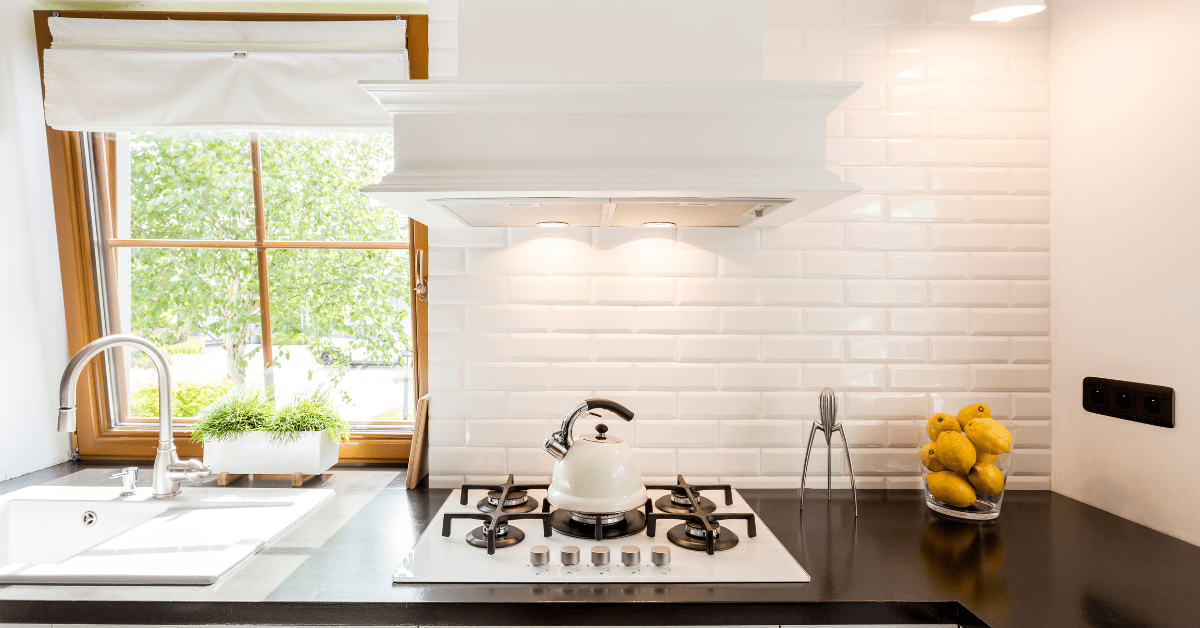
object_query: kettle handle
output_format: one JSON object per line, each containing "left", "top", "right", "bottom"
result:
{"left": 584, "top": 398, "right": 635, "bottom": 422}
{"left": 544, "top": 398, "right": 635, "bottom": 461}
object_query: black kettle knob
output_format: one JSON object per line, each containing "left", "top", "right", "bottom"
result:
{"left": 595, "top": 424, "right": 608, "bottom": 439}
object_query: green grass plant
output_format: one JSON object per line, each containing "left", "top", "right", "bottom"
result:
{"left": 190, "top": 387, "right": 274, "bottom": 443}
{"left": 270, "top": 389, "right": 350, "bottom": 443}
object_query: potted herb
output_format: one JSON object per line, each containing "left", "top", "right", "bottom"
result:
{"left": 196, "top": 389, "right": 349, "bottom": 476}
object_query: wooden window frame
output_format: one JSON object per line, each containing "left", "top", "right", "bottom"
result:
{"left": 34, "top": 10, "right": 430, "bottom": 463}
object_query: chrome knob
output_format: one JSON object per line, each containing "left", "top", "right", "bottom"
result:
{"left": 591, "top": 545, "right": 610, "bottom": 566}
{"left": 561, "top": 545, "right": 580, "bottom": 566}
{"left": 621, "top": 545, "right": 640, "bottom": 566}
{"left": 650, "top": 545, "right": 671, "bottom": 566}
{"left": 530, "top": 545, "right": 550, "bottom": 567}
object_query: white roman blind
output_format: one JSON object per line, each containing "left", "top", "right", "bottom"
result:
{"left": 42, "top": 18, "right": 409, "bottom": 131}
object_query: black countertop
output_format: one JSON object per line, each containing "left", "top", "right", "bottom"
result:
{"left": 0, "top": 462, "right": 1197, "bottom": 628}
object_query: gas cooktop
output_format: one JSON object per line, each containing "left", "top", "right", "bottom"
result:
{"left": 393, "top": 478, "right": 810, "bottom": 584}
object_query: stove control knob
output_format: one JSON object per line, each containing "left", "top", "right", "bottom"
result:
{"left": 530, "top": 545, "right": 550, "bottom": 567}
{"left": 650, "top": 545, "right": 672, "bottom": 567}
{"left": 591, "top": 545, "right": 610, "bottom": 566}
{"left": 561, "top": 545, "right": 580, "bottom": 566}
{"left": 621, "top": 546, "right": 640, "bottom": 567}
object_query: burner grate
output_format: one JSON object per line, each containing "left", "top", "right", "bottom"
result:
{"left": 443, "top": 474, "right": 551, "bottom": 554}
{"left": 645, "top": 475, "right": 757, "bottom": 554}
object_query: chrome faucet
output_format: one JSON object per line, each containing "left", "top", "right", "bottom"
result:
{"left": 58, "top": 334, "right": 212, "bottom": 498}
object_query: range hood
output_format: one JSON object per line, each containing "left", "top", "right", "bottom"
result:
{"left": 360, "top": 79, "right": 863, "bottom": 228}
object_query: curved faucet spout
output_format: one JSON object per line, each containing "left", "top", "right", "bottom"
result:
{"left": 58, "top": 334, "right": 211, "bottom": 497}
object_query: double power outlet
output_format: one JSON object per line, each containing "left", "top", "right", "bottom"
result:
{"left": 1082, "top": 377, "right": 1174, "bottom": 428}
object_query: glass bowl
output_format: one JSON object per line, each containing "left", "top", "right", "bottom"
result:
{"left": 917, "top": 419, "right": 1016, "bottom": 521}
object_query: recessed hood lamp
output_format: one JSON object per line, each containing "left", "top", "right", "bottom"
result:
{"left": 971, "top": 0, "right": 1045, "bottom": 22}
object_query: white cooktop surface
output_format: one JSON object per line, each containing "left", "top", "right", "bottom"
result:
{"left": 393, "top": 488, "right": 810, "bottom": 584}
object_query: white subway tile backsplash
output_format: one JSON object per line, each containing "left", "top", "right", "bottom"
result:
{"left": 888, "top": 308, "right": 970, "bottom": 334}
{"left": 888, "top": 252, "right": 970, "bottom": 278}
{"left": 678, "top": 449, "right": 759, "bottom": 475}
{"left": 803, "top": 364, "right": 887, "bottom": 390}
{"left": 637, "top": 363, "right": 718, "bottom": 390}
{"left": 971, "top": 364, "right": 1051, "bottom": 391}
{"left": 508, "top": 333, "right": 590, "bottom": 361}
{"left": 550, "top": 363, "right": 636, "bottom": 390}
{"left": 844, "top": 224, "right": 927, "bottom": 249}
{"left": 465, "top": 362, "right": 549, "bottom": 390}
{"left": 804, "top": 308, "right": 885, "bottom": 334}
{"left": 804, "top": 251, "right": 887, "bottom": 278}
{"left": 431, "top": 333, "right": 506, "bottom": 362}
{"left": 887, "top": 195, "right": 969, "bottom": 222}
{"left": 848, "top": 337, "right": 927, "bottom": 362}
{"left": 550, "top": 305, "right": 635, "bottom": 333}
{"left": 427, "top": 6, "right": 1052, "bottom": 488}
{"left": 508, "top": 277, "right": 591, "bottom": 304}
{"left": 465, "top": 419, "right": 548, "bottom": 447}
{"left": 720, "top": 363, "right": 802, "bottom": 390}
{"left": 845, "top": 280, "right": 926, "bottom": 306}
{"left": 591, "top": 277, "right": 676, "bottom": 305}
{"left": 466, "top": 305, "right": 549, "bottom": 332}
{"left": 888, "top": 364, "right": 969, "bottom": 391}
{"left": 593, "top": 334, "right": 675, "bottom": 361}
{"left": 636, "top": 306, "right": 719, "bottom": 333}
{"left": 929, "top": 280, "right": 1009, "bottom": 307}
{"left": 719, "top": 250, "right": 802, "bottom": 277}
{"left": 431, "top": 276, "right": 506, "bottom": 304}
{"left": 720, "top": 307, "right": 802, "bottom": 334}
{"left": 637, "top": 420, "right": 719, "bottom": 447}
{"left": 677, "top": 278, "right": 759, "bottom": 305}
{"left": 678, "top": 335, "right": 760, "bottom": 362}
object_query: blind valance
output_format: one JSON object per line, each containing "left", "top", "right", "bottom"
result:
{"left": 42, "top": 18, "right": 409, "bottom": 132}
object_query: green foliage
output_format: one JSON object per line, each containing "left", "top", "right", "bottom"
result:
{"left": 270, "top": 389, "right": 350, "bottom": 444}
{"left": 164, "top": 338, "right": 205, "bottom": 355}
{"left": 190, "top": 388, "right": 274, "bottom": 443}
{"left": 127, "top": 131, "right": 410, "bottom": 390}
{"left": 130, "top": 382, "right": 232, "bottom": 419}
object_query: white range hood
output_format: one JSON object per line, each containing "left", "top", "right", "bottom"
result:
{"left": 359, "top": 0, "right": 862, "bottom": 229}
{"left": 360, "top": 79, "right": 862, "bottom": 228}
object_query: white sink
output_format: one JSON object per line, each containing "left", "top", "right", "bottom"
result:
{"left": 0, "top": 485, "right": 332, "bottom": 585}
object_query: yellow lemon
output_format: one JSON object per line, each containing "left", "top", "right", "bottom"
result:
{"left": 935, "top": 430, "right": 977, "bottom": 474}
{"left": 956, "top": 403, "right": 992, "bottom": 430}
{"left": 926, "top": 413, "right": 961, "bottom": 441}
{"left": 927, "top": 471, "right": 977, "bottom": 508}
{"left": 965, "top": 417, "right": 1013, "bottom": 455}
{"left": 920, "top": 442, "right": 947, "bottom": 472}
{"left": 977, "top": 451, "right": 999, "bottom": 465}
{"left": 968, "top": 463, "right": 1006, "bottom": 496}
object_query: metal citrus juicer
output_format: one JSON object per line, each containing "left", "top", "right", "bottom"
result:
{"left": 800, "top": 387, "right": 858, "bottom": 517}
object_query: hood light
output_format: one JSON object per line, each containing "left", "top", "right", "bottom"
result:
{"left": 971, "top": 0, "right": 1045, "bottom": 22}
{"left": 535, "top": 221, "right": 570, "bottom": 227}
{"left": 642, "top": 222, "right": 676, "bottom": 228}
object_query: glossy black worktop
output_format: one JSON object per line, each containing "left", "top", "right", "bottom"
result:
{"left": 0, "top": 463, "right": 1197, "bottom": 628}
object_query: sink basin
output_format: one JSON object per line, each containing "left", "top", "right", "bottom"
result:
{"left": 0, "top": 485, "right": 332, "bottom": 584}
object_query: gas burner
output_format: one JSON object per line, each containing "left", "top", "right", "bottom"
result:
{"left": 466, "top": 522, "right": 524, "bottom": 549}
{"left": 444, "top": 475, "right": 551, "bottom": 554}
{"left": 548, "top": 501, "right": 650, "bottom": 541}
{"left": 666, "top": 520, "right": 740, "bottom": 552}
{"left": 647, "top": 475, "right": 733, "bottom": 515}
{"left": 477, "top": 489, "right": 539, "bottom": 514}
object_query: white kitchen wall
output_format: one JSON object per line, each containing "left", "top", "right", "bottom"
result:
{"left": 1050, "top": 0, "right": 1200, "bottom": 546}
{"left": 0, "top": 0, "right": 73, "bottom": 479}
{"left": 425, "top": 0, "right": 1052, "bottom": 489}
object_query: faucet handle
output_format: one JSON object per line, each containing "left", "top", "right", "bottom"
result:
{"left": 111, "top": 466, "right": 138, "bottom": 495}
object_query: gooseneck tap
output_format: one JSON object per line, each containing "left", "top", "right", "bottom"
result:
{"left": 58, "top": 334, "right": 211, "bottom": 498}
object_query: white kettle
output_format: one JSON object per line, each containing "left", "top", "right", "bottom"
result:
{"left": 543, "top": 398, "right": 646, "bottom": 514}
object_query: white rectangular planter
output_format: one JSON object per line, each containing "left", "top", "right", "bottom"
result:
{"left": 203, "top": 431, "right": 340, "bottom": 476}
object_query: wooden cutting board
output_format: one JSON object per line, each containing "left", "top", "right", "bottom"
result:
{"left": 406, "top": 394, "right": 430, "bottom": 489}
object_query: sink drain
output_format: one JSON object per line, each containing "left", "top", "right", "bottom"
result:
{"left": 82, "top": 511, "right": 97, "bottom": 526}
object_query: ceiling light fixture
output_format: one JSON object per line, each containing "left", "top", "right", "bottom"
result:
{"left": 642, "top": 222, "right": 677, "bottom": 228}
{"left": 970, "top": 0, "right": 1045, "bottom": 22}
{"left": 535, "top": 221, "right": 570, "bottom": 227}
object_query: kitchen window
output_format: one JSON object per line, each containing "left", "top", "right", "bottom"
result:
{"left": 37, "top": 11, "right": 430, "bottom": 462}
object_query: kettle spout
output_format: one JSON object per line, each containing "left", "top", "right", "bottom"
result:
{"left": 544, "top": 435, "right": 568, "bottom": 460}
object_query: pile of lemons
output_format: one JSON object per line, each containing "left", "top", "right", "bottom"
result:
{"left": 920, "top": 404, "right": 1013, "bottom": 508}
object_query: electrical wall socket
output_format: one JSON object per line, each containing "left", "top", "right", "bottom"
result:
{"left": 1082, "top": 377, "right": 1174, "bottom": 428}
